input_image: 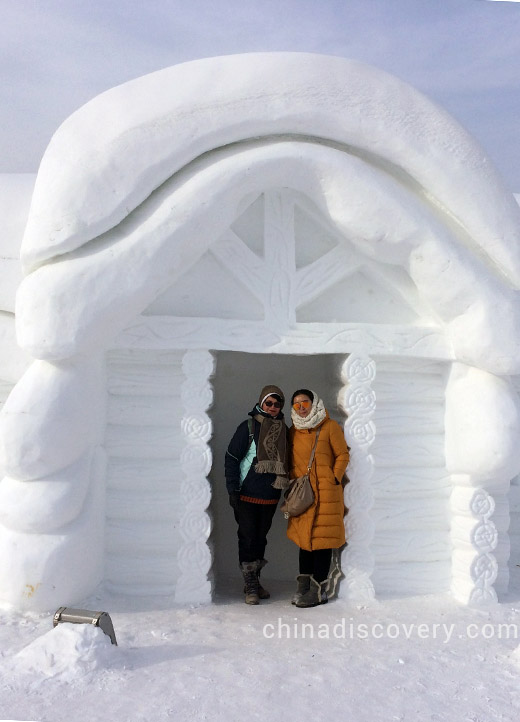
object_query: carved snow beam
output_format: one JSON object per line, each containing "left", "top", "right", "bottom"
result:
{"left": 114, "top": 317, "right": 451, "bottom": 359}
{"left": 263, "top": 190, "right": 296, "bottom": 328}
{"left": 210, "top": 230, "right": 266, "bottom": 304}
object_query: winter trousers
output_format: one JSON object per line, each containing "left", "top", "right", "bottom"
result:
{"left": 299, "top": 548, "right": 332, "bottom": 583}
{"left": 234, "top": 500, "right": 277, "bottom": 563}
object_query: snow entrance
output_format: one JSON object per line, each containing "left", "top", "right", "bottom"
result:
{"left": 209, "top": 351, "right": 345, "bottom": 590}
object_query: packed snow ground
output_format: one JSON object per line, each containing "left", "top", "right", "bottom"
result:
{"left": 1, "top": 569, "right": 520, "bottom": 721}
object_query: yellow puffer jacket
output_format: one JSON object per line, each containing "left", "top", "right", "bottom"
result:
{"left": 287, "top": 413, "right": 349, "bottom": 551}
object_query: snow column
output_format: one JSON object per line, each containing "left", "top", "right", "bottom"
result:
{"left": 337, "top": 354, "right": 376, "bottom": 602}
{"left": 0, "top": 355, "right": 107, "bottom": 611}
{"left": 174, "top": 350, "right": 214, "bottom": 603}
{"left": 446, "top": 363, "right": 520, "bottom": 605}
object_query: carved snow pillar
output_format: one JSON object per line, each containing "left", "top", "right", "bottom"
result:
{"left": 446, "top": 363, "right": 520, "bottom": 605}
{"left": 337, "top": 354, "right": 376, "bottom": 602}
{"left": 174, "top": 350, "right": 214, "bottom": 604}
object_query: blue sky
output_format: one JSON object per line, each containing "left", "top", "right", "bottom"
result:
{"left": 1, "top": 0, "right": 519, "bottom": 190}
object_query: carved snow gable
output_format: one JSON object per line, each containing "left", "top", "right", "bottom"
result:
{"left": 139, "top": 188, "right": 430, "bottom": 333}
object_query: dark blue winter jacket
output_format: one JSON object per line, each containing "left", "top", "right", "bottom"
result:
{"left": 224, "top": 407, "right": 284, "bottom": 501}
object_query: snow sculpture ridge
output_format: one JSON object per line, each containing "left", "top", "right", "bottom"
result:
{"left": 21, "top": 54, "right": 520, "bottom": 284}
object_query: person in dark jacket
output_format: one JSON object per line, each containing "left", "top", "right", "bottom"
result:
{"left": 225, "top": 384, "right": 289, "bottom": 604}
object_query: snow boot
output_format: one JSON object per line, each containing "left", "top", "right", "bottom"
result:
{"left": 242, "top": 559, "right": 270, "bottom": 599}
{"left": 240, "top": 561, "right": 261, "bottom": 605}
{"left": 291, "top": 574, "right": 311, "bottom": 605}
{"left": 295, "top": 575, "right": 328, "bottom": 608}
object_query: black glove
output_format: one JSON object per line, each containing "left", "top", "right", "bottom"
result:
{"left": 229, "top": 491, "right": 240, "bottom": 510}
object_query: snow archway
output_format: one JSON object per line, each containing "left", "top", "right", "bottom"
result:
{"left": 1, "top": 53, "right": 520, "bottom": 611}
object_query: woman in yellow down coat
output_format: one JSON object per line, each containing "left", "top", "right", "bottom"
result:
{"left": 288, "top": 388, "right": 349, "bottom": 608}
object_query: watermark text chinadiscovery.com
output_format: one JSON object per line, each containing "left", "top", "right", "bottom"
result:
{"left": 262, "top": 618, "right": 520, "bottom": 643}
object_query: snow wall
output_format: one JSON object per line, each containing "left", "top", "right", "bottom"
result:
{"left": 1, "top": 53, "right": 520, "bottom": 611}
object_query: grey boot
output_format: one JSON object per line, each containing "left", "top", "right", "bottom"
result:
{"left": 295, "top": 575, "right": 328, "bottom": 608}
{"left": 242, "top": 559, "right": 270, "bottom": 599}
{"left": 291, "top": 574, "right": 311, "bottom": 605}
{"left": 240, "top": 561, "right": 260, "bottom": 605}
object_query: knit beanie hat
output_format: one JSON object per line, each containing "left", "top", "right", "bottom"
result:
{"left": 258, "top": 385, "right": 285, "bottom": 408}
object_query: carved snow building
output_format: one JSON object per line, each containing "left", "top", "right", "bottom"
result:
{"left": 1, "top": 53, "right": 520, "bottom": 611}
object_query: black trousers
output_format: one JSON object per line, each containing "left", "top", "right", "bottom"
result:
{"left": 299, "top": 548, "right": 332, "bottom": 583}
{"left": 234, "top": 500, "right": 277, "bottom": 564}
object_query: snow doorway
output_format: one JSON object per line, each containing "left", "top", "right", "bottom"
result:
{"left": 209, "top": 351, "right": 346, "bottom": 596}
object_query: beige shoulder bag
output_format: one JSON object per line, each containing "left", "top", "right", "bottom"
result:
{"left": 280, "top": 428, "right": 321, "bottom": 519}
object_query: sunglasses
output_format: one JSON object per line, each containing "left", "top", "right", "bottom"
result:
{"left": 263, "top": 400, "right": 282, "bottom": 408}
{"left": 292, "top": 400, "right": 311, "bottom": 410}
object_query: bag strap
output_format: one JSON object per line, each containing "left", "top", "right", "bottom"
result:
{"left": 247, "top": 417, "right": 254, "bottom": 445}
{"left": 306, "top": 427, "right": 321, "bottom": 473}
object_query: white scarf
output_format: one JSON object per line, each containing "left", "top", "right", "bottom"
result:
{"left": 291, "top": 391, "right": 327, "bottom": 430}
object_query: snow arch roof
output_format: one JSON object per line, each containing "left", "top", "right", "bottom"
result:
{"left": 17, "top": 53, "right": 520, "bottom": 373}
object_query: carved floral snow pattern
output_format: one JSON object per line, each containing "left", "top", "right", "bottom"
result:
{"left": 451, "top": 485, "right": 500, "bottom": 605}
{"left": 337, "top": 354, "right": 376, "bottom": 602}
{"left": 175, "top": 350, "right": 214, "bottom": 603}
